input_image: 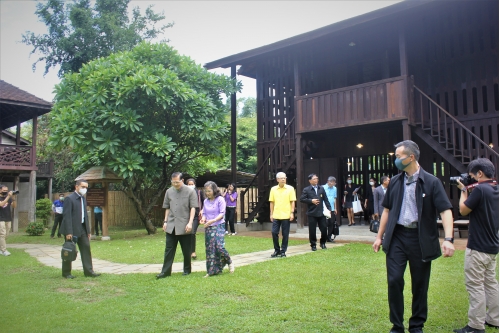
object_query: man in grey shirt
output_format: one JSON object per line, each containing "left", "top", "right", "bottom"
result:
{"left": 156, "top": 172, "right": 198, "bottom": 279}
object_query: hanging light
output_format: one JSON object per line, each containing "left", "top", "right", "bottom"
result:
{"left": 489, "top": 143, "right": 494, "bottom": 148}
{"left": 388, "top": 152, "right": 394, "bottom": 156}
{"left": 356, "top": 143, "right": 363, "bottom": 149}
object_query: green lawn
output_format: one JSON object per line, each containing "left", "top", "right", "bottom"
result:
{"left": 1, "top": 227, "right": 497, "bottom": 333}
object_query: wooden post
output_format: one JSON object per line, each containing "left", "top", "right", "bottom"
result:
{"left": 28, "top": 171, "right": 36, "bottom": 222}
{"left": 231, "top": 65, "right": 237, "bottom": 185}
{"left": 399, "top": 28, "right": 408, "bottom": 77}
{"left": 12, "top": 176, "right": 19, "bottom": 232}
{"left": 294, "top": 60, "right": 304, "bottom": 229}
{"left": 101, "top": 182, "right": 110, "bottom": 240}
{"left": 402, "top": 119, "right": 411, "bottom": 140}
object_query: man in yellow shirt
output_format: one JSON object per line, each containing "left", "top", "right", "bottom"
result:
{"left": 269, "top": 172, "right": 297, "bottom": 257}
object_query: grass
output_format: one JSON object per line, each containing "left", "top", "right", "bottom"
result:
{"left": 2, "top": 227, "right": 498, "bottom": 333}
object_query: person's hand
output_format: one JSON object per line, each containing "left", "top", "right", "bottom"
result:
{"left": 270, "top": 214, "right": 273, "bottom": 222}
{"left": 441, "top": 240, "right": 455, "bottom": 257}
{"left": 312, "top": 199, "right": 320, "bottom": 205}
{"left": 66, "top": 234, "right": 72, "bottom": 241}
{"left": 344, "top": 191, "right": 348, "bottom": 194}
{"left": 364, "top": 203, "right": 367, "bottom": 208}
{"left": 373, "top": 213, "right": 379, "bottom": 220}
{"left": 289, "top": 213, "right": 294, "bottom": 221}
{"left": 88, "top": 234, "right": 91, "bottom": 240}
{"left": 372, "top": 237, "right": 382, "bottom": 252}
{"left": 456, "top": 180, "right": 465, "bottom": 191}
{"left": 162, "top": 222, "right": 167, "bottom": 232}
{"left": 185, "top": 222, "right": 193, "bottom": 233}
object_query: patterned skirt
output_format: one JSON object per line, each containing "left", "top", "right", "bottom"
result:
{"left": 205, "top": 224, "right": 232, "bottom": 276}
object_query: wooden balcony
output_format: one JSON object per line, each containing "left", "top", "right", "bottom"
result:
{"left": 0, "top": 144, "right": 36, "bottom": 171}
{"left": 295, "top": 76, "right": 409, "bottom": 133}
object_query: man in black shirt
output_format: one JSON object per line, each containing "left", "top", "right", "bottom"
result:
{"left": 454, "top": 158, "right": 499, "bottom": 333}
{"left": 0, "top": 185, "right": 17, "bottom": 256}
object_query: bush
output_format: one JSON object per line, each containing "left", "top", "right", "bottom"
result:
{"left": 26, "top": 222, "right": 45, "bottom": 236}
{"left": 36, "top": 198, "right": 53, "bottom": 226}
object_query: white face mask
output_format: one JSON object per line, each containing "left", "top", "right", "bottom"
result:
{"left": 347, "top": 180, "right": 352, "bottom": 184}
{"left": 78, "top": 188, "right": 87, "bottom": 196}
{"left": 187, "top": 185, "right": 195, "bottom": 189}
{"left": 369, "top": 181, "right": 375, "bottom": 186}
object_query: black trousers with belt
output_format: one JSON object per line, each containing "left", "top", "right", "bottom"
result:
{"left": 307, "top": 215, "right": 327, "bottom": 247}
{"left": 386, "top": 224, "right": 432, "bottom": 332}
{"left": 160, "top": 229, "right": 192, "bottom": 276}
{"left": 62, "top": 223, "right": 94, "bottom": 277}
{"left": 51, "top": 213, "right": 63, "bottom": 237}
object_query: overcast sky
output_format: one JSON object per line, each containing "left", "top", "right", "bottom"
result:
{"left": 0, "top": 1, "right": 402, "bottom": 103}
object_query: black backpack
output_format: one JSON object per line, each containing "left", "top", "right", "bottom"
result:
{"left": 61, "top": 241, "right": 78, "bottom": 261}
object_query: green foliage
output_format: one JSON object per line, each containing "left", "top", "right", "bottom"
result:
{"left": 22, "top": 0, "right": 172, "bottom": 77}
{"left": 25, "top": 222, "right": 45, "bottom": 236}
{"left": 35, "top": 198, "right": 53, "bottom": 225}
{"left": 48, "top": 42, "right": 240, "bottom": 233}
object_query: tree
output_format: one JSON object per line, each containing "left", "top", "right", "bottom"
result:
{"left": 48, "top": 42, "right": 240, "bottom": 234}
{"left": 240, "top": 97, "right": 256, "bottom": 118}
{"left": 22, "top": 0, "right": 172, "bottom": 77}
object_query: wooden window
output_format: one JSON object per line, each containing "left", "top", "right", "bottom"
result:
{"left": 453, "top": 90, "right": 458, "bottom": 116}
{"left": 462, "top": 89, "right": 468, "bottom": 115}
{"left": 482, "top": 86, "right": 488, "bottom": 112}
{"left": 472, "top": 87, "right": 478, "bottom": 114}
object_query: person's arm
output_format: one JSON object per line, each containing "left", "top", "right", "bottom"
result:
{"left": 289, "top": 200, "right": 295, "bottom": 221}
{"left": 299, "top": 188, "right": 310, "bottom": 204}
{"left": 440, "top": 209, "right": 455, "bottom": 257}
{"left": 269, "top": 201, "right": 274, "bottom": 222}
{"left": 185, "top": 207, "right": 195, "bottom": 233}
{"left": 229, "top": 192, "right": 236, "bottom": 202}
{"left": 163, "top": 208, "right": 170, "bottom": 232}
{"left": 373, "top": 190, "right": 380, "bottom": 217}
{"left": 0, "top": 193, "right": 12, "bottom": 207}
{"left": 10, "top": 197, "right": 16, "bottom": 209}
{"left": 62, "top": 197, "right": 73, "bottom": 240}
{"left": 456, "top": 180, "right": 473, "bottom": 216}
{"left": 372, "top": 208, "right": 390, "bottom": 252}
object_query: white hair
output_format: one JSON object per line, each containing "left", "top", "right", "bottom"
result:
{"left": 276, "top": 172, "right": 286, "bottom": 179}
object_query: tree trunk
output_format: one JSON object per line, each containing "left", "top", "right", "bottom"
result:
{"left": 124, "top": 188, "right": 157, "bottom": 235}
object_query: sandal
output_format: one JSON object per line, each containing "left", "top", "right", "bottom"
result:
{"left": 229, "top": 263, "right": 235, "bottom": 273}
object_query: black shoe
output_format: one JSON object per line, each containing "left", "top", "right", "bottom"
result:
{"left": 63, "top": 274, "right": 76, "bottom": 279}
{"left": 50, "top": 235, "right": 55, "bottom": 239}
{"left": 271, "top": 251, "right": 280, "bottom": 258}
{"left": 84, "top": 272, "right": 101, "bottom": 278}
{"left": 57, "top": 235, "right": 61, "bottom": 238}
{"left": 182, "top": 272, "right": 191, "bottom": 276}
{"left": 280, "top": 252, "right": 286, "bottom": 257}
{"left": 409, "top": 328, "right": 423, "bottom": 333}
{"left": 453, "top": 325, "right": 485, "bottom": 333}
{"left": 326, "top": 238, "right": 334, "bottom": 243}
{"left": 311, "top": 246, "right": 317, "bottom": 251}
{"left": 320, "top": 243, "right": 327, "bottom": 250}
{"left": 485, "top": 322, "right": 499, "bottom": 329}
{"left": 156, "top": 272, "right": 169, "bottom": 279}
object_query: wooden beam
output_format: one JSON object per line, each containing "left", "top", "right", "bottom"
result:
{"left": 12, "top": 176, "right": 19, "bottom": 232}
{"left": 295, "top": 133, "right": 303, "bottom": 228}
{"left": 28, "top": 171, "right": 36, "bottom": 223}
{"left": 231, "top": 66, "right": 237, "bottom": 184}
{"left": 294, "top": 60, "right": 301, "bottom": 97}
{"left": 402, "top": 119, "right": 411, "bottom": 140}
{"left": 399, "top": 28, "right": 408, "bottom": 77}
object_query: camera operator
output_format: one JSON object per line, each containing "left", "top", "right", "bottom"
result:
{"left": 0, "top": 185, "right": 17, "bottom": 256}
{"left": 454, "top": 158, "right": 499, "bottom": 333}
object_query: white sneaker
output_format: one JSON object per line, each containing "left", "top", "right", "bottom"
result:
{"left": 225, "top": 231, "right": 228, "bottom": 234}
{"left": 231, "top": 233, "right": 237, "bottom": 236}
{"left": 2, "top": 250, "right": 11, "bottom": 256}
{"left": 228, "top": 263, "right": 235, "bottom": 273}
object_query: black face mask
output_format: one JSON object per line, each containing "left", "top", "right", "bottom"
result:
{"left": 1, "top": 192, "right": 7, "bottom": 195}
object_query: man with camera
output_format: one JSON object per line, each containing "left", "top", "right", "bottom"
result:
{"left": 0, "top": 185, "right": 17, "bottom": 256}
{"left": 454, "top": 158, "right": 499, "bottom": 333}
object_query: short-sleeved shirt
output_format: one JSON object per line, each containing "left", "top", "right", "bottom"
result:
{"left": 0, "top": 196, "right": 13, "bottom": 221}
{"left": 162, "top": 185, "right": 198, "bottom": 235}
{"left": 52, "top": 199, "right": 64, "bottom": 214}
{"left": 269, "top": 184, "right": 296, "bottom": 219}
{"left": 224, "top": 192, "right": 237, "bottom": 207}
{"left": 323, "top": 184, "right": 337, "bottom": 211}
{"left": 464, "top": 182, "right": 499, "bottom": 254}
{"left": 202, "top": 196, "right": 226, "bottom": 227}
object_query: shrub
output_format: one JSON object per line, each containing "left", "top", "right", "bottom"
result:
{"left": 36, "top": 198, "right": 53, "bottom": 226}
{"left": 26, "top": 222, "right": 45, "bottom": 236}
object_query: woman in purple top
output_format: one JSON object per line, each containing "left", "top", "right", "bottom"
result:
{"left": 200, "top": 181, "right": 234, "bottom": 277}
{"left": 222, "top": 183, "right": 237, "bottom": 235}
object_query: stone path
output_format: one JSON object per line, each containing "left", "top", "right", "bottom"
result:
{"left": 8, "top": 242, "right": 344, "bottom": 275}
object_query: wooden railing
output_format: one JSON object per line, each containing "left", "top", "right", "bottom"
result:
{"left": 240, "top": 117, "right": 296, "bottom": 225}
{"left": 295, "top": 76, "right": 408, "bottom": 133}
{"left": 0, "top": 144, "right": 35, "bottom": 170}
{"left": 412, "top": 85, "right": 499, "bottom": 169}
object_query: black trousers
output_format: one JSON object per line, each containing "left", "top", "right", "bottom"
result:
{"left": 94, "top": 213, "right": 102, "bottom": 235}
{"left": 326, "top": 213, "right": 337, "bottom": 239}
{"left": 386, "top": 225, "right": 432, "bottom": 332}
{"left": 272, "top": 219, "right": 290, "bottom": 253}
{"left": 160, "top": 229, "right": 192, "bottom": 275}
{"left": 225, "top": 207, "right": 236, "bottom": 233}
{"left": 191, "top": 213, "right": 200, "bottom": 254}
{"left": 62, "top": 223, "right": 93, "bottom": 276}
{"left": 307, "top": 215, "right": 327, "bottom": 247}
{"left": 51, "top": 213, "right": 63, "bottom": 237}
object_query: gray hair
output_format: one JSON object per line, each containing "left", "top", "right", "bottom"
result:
{"left": 327, "top": 176, "right": 336, "bottom": 182}
{"left": 276, "top": 172, "right": 286, "bottom": 179}
{"left": 394, "top": 140, "right": 420, "bottom": 161}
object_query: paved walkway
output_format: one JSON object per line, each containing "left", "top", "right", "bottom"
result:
{"left": 8, "top": 242, "right": 343, "bottom": 275}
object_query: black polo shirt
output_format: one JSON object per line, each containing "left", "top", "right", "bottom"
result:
{"left": 0, "top": 196, "right": 13, "bottom": 221}
{"left": 464, "top": 182, "right": 499, "bottom": 254}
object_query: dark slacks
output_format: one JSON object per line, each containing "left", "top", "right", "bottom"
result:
{"left": 160, "top": 229, "right": 192, "bottom": 276}
{"left": 62, "top": 223, "right": 93, "bottom": 276}
{"left": 326, "top": 213, "right": 337, "bottom": 240}
{"left": 272, "top": 219, "right": 290, "bottom": 253}
{"left": 307, "top": 215, "right": 327, "bottom": 247}
{"left": 191, "top": 213, "right": 200, "bottom": 254}
{"left": 386, "top": 225, "right": 432, "bottom": 332}
{"left": 51, "top": 213, "right": 63, "bottom": 237}
{"left": 94, "top": 213, "right": 102, "bottom": 235}
{"left": 225, "top": 207, "right": 236, "bottom": 233}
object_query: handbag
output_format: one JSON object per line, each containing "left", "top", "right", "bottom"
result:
{"left": 332, "top": 214, "right": 339, "bottom": 237}
{"left": 323, "top": 202, "right": 331, "bottom": 218}
{"left": 370, "top": 219, "right": 380, "bottom": 233}
{"left": 352, "top": 194, "right": 363, "bottom": 214}
{"left": 61, "top": 240, "right": 78, "bottom": 261}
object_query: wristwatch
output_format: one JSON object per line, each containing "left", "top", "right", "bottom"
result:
{"left": 444, "top": 237, "right": 454, "bottom": 244}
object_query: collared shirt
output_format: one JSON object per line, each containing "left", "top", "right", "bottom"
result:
{"left": 52, "top": 199, "right": 64, "bottom": 214}
{"left": 313, "top": 186, "right": 318, "bottom": 194}
{"left": 397, "top": 168, "right": 420, "bottom": 227}
{"left": 163, "top": 185, "right": 198, "bottom": 234}
{"left": 203, "top": 196, "right": 226, "bottom": 227}
{"left": 224, "top": 191, "right": 238, "bottom": 207}
{"left": 94, "top": 206, "right": 102, "bottom": 214}
{"left": 76, "top": 193, "right": 84, "bottom": 223}
{"left": 322, "top": 184, "right": 337, "bottom": 211}
{"left": 269, "top": 184, "right": 297, "bottom": 219}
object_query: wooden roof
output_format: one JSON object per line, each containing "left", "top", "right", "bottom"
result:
{"left": 204, "top": 0, "right": 435, "bottom": 72}
{"left": 186, "top": 169, "right": 256, "bottom": 188}
{"left": 0, "top": 80, "right": 53, "bottom": 129}
{"left": 75, "top": 166, "right": 123, "bottom": 183}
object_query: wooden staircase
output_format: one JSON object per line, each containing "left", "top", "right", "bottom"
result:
{"left": 411, "top": 84, "right": 499, "bottom": 173}
{"left": 240, "top": 117, "right": 296, "bottom": 226}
